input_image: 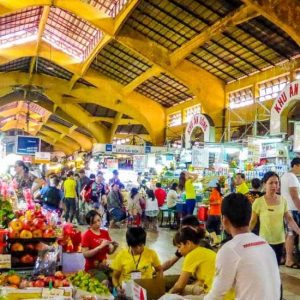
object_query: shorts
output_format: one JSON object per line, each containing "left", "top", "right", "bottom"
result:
{"left": 287, "top": 210, "right": 300, "bottom": 235}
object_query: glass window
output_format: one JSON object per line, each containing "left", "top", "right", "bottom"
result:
{"left": 259, "top": 75, "right": 289, "bottom": 102}
{"left": 168, "top": 112, "right": 182, "bottom": 127}
{"left": 184, "top": 105, "right": 201, "bottom": 123}
{"left": 229, "top": 88, "right": 254, "bottom": 109}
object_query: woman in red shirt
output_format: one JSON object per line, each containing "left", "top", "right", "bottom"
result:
{"left": 82, "top": 210, "right": 118, "bottom": 272}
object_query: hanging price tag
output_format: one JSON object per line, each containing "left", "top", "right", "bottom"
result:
{"left": 0, "top": 254, "right": 11, "bottom": 269}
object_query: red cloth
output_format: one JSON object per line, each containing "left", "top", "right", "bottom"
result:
{"left": 81, "top": 229, "right": 111, "bottom": 271}
{"left": 154, "top": 188, "right": 167, "bottom": 207}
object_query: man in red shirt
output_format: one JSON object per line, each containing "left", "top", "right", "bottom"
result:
{"left": 154, "top": 183, "right": 167, "bottom": 207}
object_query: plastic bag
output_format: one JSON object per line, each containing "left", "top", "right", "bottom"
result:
{"left": 33, "top": 246, "right": 59, "bottom": 276}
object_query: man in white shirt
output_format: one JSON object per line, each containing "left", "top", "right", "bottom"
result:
{"left": 204, "top": 193, "right": 281, "bottom": 300}
{"left": 280, "top": 157, "right": 300, "bottom": 268}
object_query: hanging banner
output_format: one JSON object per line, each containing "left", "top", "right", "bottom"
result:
{"left": 185, "top": 113, "right": 215, "bottom": 149}
{"left": 270, "top": 80, "right": 300, "bottom": 135}
{"left": 35, "top": 152, "right": 51, "bottom": 164}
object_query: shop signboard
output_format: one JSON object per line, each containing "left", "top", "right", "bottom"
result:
{"left": 0, "top": 254, "right": 11, "bottom": 269}
{"left": 35, "top": 152, "right": 51, "bottom": 164}
{"left": 113, "top": 144, "right": 144, "bottom": 155}
{"left": 133, "top": 155, "right": 146, "bottom": 172}
{"left": 16, "top": 136, "right": 40, "bottom": 156}
{"left": 294, "top": 122, "right": 300, "bottom": 152}
{"left": 192, "top": 148, "right": 209, "bottom": 168}
{"left": 270, "top": 80, "right": 300, "bottom": 135}
{"left": 185, "top": 113, "right": 215, "bottom": 148}
{"left": 247, "top": 137, "right": 261, "bottom": 164}
{"left": 145, "top": 146, "right": 151, "bottom": 154}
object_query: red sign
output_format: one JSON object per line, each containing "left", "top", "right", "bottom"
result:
{"left": 186, "top": 114, "right": 208, "bottom": 135}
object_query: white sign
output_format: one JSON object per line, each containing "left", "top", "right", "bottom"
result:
{"left": 270, "top": 80, "right": 300, "bottom": 135}
{"left": 0, "top": 254, "right": 11, "bottom": 269}
{"left": 192, "top": 148, "right": 209, "bottom": 168}
{"left": 133, "top": 155, "right": 146, "bottom": 172}
{"left": 113, "top": 144, "right": 144, "bottom": 155}
{"left": 92, "top": 144, "right": 144, "bottom": 155}
{"left": 35, "top": 152, "right": 51, "bottom": 163}
{"left": 185, "top": 113, "right": 215, "bottom": 148}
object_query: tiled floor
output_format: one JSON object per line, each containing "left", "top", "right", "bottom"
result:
{"left": 109, "top": 227, "right": 300, "bottom": 300}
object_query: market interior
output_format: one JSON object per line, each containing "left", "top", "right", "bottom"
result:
{"left": 0, "top": 0, "right": 300, "bottom": 299}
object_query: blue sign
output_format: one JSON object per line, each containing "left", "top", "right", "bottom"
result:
{"left": 145, "top": 146, "right": 151, "bottom": 154}
{"left": 105, "top": 144, "right": 113, "bottom": 152}
{"left": 16, "top": 136, "right": 40, "bottom": 156}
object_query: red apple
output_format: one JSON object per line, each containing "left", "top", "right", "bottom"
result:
{"left": 8, "top": 228, "right": 20, "bottom": 239}
{"left": 34, "top": 280, "right": 45, "bottom": 287}
{"left": 25, "top": 243, "right": 35, "bottom": 251}
{"left": 43, "top": 229, "right": 55, "bottom": 238}
{"left": 32, "top": 218, "right": 46, "bottom": 230}
{"left": 20, "top": 230, "right": 33, "bottom": 239}
{"left": 44, "top": 276, "right": 55, "bottom": 286}
{"left": 20, "top": 254, "right": 34, "bottom": 264}
{"left": 32, "top": 229, "right": 43, "bottom": 238}
{"left": 62, "top": 279, "right": 70, "bottom": 287}
{"left": 21, "top": 219, "right": 32, "bottom": 230}
{"left": 9, "top": 219, "right": 23, "bottom": 231}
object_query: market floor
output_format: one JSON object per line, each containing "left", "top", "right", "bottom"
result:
{"left": 108, "top": 227, "right": 300, "bottom": 300}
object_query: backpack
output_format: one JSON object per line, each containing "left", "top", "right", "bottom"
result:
{"left": 43, "top": 186, "right": 61, "bottom": 208}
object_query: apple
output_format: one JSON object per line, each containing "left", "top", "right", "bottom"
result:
{"left": 32, "top": 229, "right": 43, "bottom": 238}
{"left": 20, "top": 254, "right": 34, "bottom": 264}
{"left": 20, "top": 230, "right": 33, "bottom": 239}
{"left": 9, "top": 219, "right": 23, "bottom": 232}
{"left": 8, "top": 228, "right": 20, "bottom": 239}
{"left": 62, "top": 279, "right": 70, "bottom": 287}
{"left": 44, "top": 276, "right": 55, "bottom": 286}
{"left": 25, "top": 210, "right": 33, "bottom": 221}
{"left": 34, "top": 280, "right": 45, "bottom": 287}
{"left": 11, "top": 242, "right": 24, "bottom": 252}
{"left": 32, "top": 218, "right": 46, "bottom": 231}
{"left": 21, "top": 219, "right": 32, "bottom": 230}
{"left": 43, "top": 229, "right": 55, "bottom": 238}
{"left": 19, "top": 216, "right": 25, "bottom": 222}
{"left": 54, "top": 271, "right": 65, "bottom": 280}
{"left": 25, "top": 243, "right": 34, "bottom": 251}
{"left": 54, "top": 279, "right": 63, "bottom": 288}
{"left": 35, "top": 243, "right": 46, "bottom": 251}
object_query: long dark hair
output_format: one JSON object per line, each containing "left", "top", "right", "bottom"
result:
{"left": 146, "top": 189, "right": 155, "bottom": 201}
{"left": 178, "top": 172, "right": 186, "bottom": 191}
{"left": 15, "top": 160, "right": 29, "bottom": 173}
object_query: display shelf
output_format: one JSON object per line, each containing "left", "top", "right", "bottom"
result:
{"left": 8, "top": 237, "right": 56, "bottom": 244}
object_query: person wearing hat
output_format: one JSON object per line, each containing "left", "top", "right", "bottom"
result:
{"left": 109, "top": 170, "right": 122, "bottom": 187}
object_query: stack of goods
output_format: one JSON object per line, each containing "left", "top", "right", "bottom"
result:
{"left": 70, "top": 271, "right": 113, "bottom": 300}
{"left": 58, "top": 223, "right": 82, "bottom": 253}
{"left": 6, "top": 206, "right": 56, "bottom": 269}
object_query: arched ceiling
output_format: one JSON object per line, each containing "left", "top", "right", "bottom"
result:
{"left": 0, "top": 0, "right": 299, "bottom": 152}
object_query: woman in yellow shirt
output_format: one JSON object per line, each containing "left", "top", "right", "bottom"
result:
{"left": 179, "top": 171, "right": 198, "bottom": 216}
{"left": 250, "top": 171, "right": 300, "bottom": 265}
{"left": 111, "top": 227, "right": 162, "bottom": 289}
{"left": 170, "top": 227, "right": 216, "bottom": 295}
